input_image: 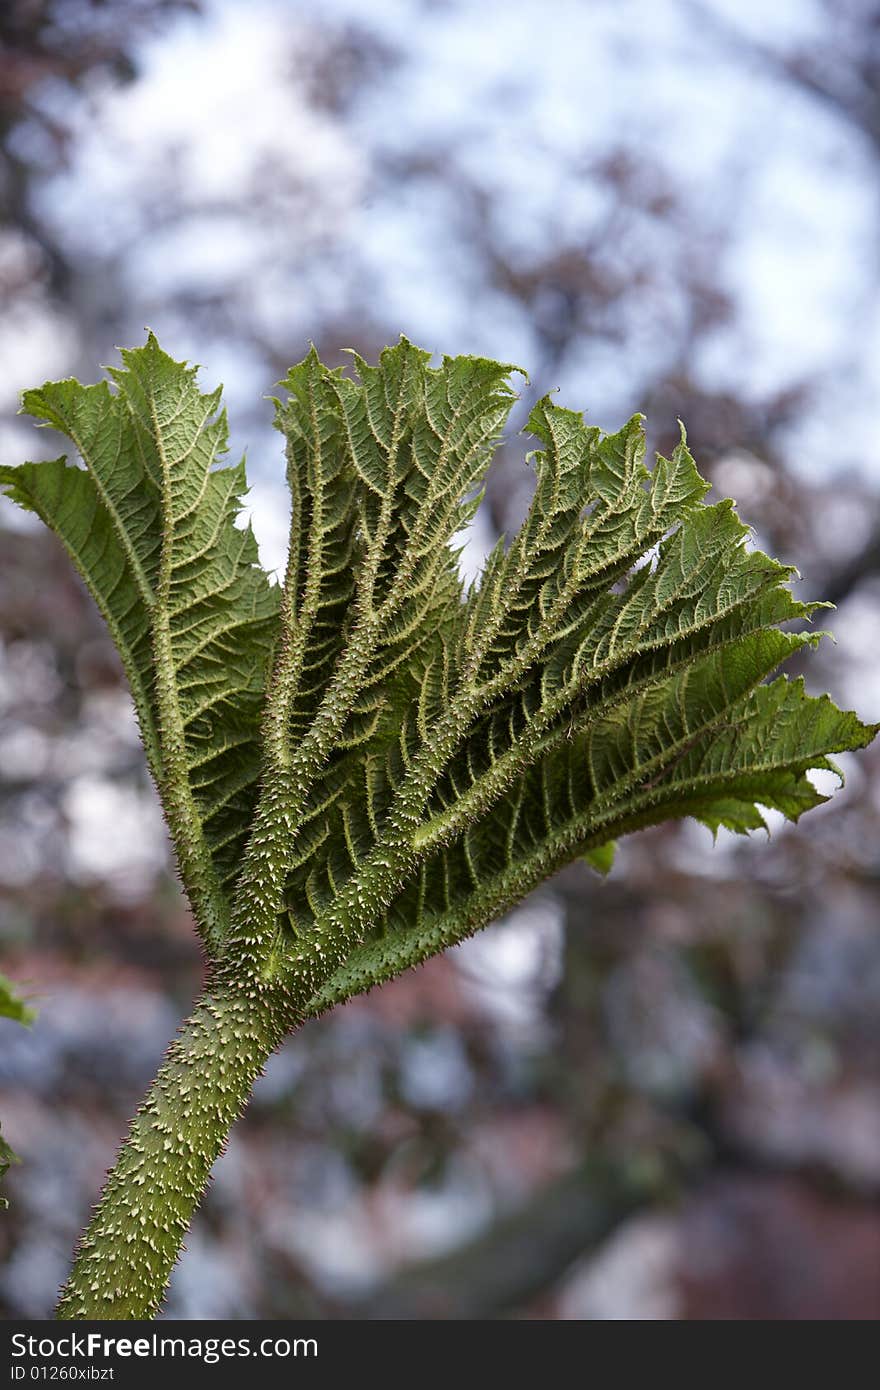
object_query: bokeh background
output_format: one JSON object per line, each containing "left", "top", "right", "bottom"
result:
{"left": 2, "top": 0, "right": 880, "bottom": 1320}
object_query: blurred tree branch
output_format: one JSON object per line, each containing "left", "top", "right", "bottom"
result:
{"left": 349, "top": 1159, "right": 668, "bottom": 1320}
{"left": 684, "top": 1, "right": 880, "bottom": 154}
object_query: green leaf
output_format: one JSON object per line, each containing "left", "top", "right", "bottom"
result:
{"left": 279, "top": 339, "right": 520, "bottom": 756}
{"left": 1, "top": 337, "right": 280, "bottom": 946}
{"left": 5, "top": 335, "right": 876, "bottom": 1017}
{"left": 0, "top": 974, "right": 34, "bottom": 1208}
{"left": 0, "top": 971, "right": 35, "bottom": 1026}
{"left": 0, "top": 1129, "right": 19, "bottom": 1210}
{"left": 282, "top": 393, "right": 875, "bottom": 1015}
{"left": 583, "top": 843, "right": 616, "bottom": 875}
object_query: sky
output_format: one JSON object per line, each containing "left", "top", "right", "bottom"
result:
{"left": 2, "top": 6, "right": 878, "bottom": 1314}
{"left": 8, "top": 0, "right": 878, "bottom": 521}
{"left": 2, "top": 0, "right": 879, "bottom": 894}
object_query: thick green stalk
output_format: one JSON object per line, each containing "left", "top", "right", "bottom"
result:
{"left": 150, "top": 398, "right": 229, "bottom": 955}
{"left": 55, "top": 977, "right": 296, "bottom": 1320}
{"left": 5, "top": 336, "right": 869, "bottom": 1322}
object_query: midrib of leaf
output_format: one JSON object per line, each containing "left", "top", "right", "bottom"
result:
{"left": 7, "top": 335, "right": 876, "bottom": 1019}
{"left": 142, "top": 381, "right": 230, "bottom": 949}
{"left": 4, "top": 344, "right": 277, "bottom": 948}
{"left": 412, "top": 570, "right": 820, "bottom": 859}
{"left": 48, "top": 400, "right": 157, "bottom": 613}
{"left": 262, "top": 377, "right": 331, "bottom": 771}
{"left": 255, "top": 356, "right": 874, "bottom": 1015}
{"left": 6, "top": 333, "right": 877, "bottom": 1323}
{"left": 274, "top": 639, "right": 786, "bottom": 999}
{"left": 228, "top": 348, "right": 457, "bottom": 962}
{"left": 301, "top": 816, "right": 621, "bottom": 1016}
{"left": 300, "top": 679, "right": 868, "bottom": 1017}
{"left": 223, "top": 363, "right": 408, "bottom": 974}
{"left": 230, "top": 351, "right": 525, "bottom": 986}
{"left": 411, "top": 636, "right": 809, "bottom": 859}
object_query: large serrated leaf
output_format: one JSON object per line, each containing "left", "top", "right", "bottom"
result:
{"left": 2, "top": 338, "right": 280, "bottom": 943}
{"left": 5, "top": 335, "right": 876, "bottom": 1015}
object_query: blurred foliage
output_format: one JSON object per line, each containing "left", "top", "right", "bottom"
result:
{"left": 1, "top": 0, "right": 879, "bottom": 1319}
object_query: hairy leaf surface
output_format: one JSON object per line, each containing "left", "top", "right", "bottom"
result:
{"left": 3, "top": 336, "right": 875, "bottom": 1012}
{"left": 1, "top": 338, "right": 279, "bottom": 941}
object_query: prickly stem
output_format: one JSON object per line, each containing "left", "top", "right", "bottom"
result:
{"left": 55, "top": 978, "right": 296, "bottom": 1320}
{"left": 2, "top": 335, "right": 872, "bottom": 1321}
